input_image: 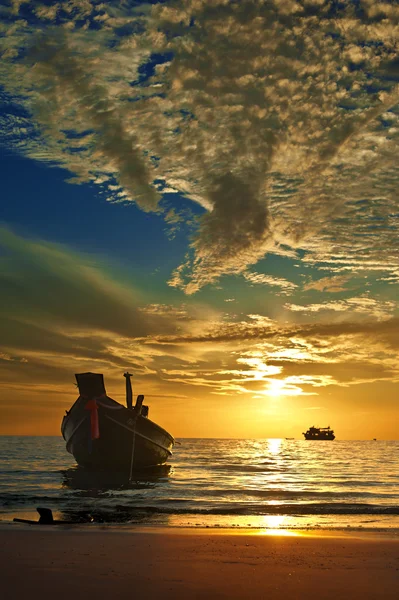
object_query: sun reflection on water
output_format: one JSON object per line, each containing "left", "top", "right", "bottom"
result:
{"left": 256, "top": 515, "right": 301, "bottom": 536}
{"left": 267, "top": 438, "right": 283, "bottom": 455}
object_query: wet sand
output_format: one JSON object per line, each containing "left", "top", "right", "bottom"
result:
{"left": 1, "top": 527, "right": 398, "bottom": 599}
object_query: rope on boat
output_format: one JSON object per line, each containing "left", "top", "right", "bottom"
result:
{"left": 128, "top": 422, "right": 137, "bottom": 482}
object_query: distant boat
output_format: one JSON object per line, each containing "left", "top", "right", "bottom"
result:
{"left": 302, "top": 426, "right": 335, "bottom": 440}
{"left": 285, "top": 437, "right": 295, "bottom": 440}
{"left": 61, "top": 372, "right": 174, "bottom": 474}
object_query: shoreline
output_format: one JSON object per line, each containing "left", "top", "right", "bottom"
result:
{"left": 3, "top": 519, "right": 399, "bottom": 539}
{"left": 1, "top": 526, "right": 399, "bottom": 599}
{"left": 3, "top": 507, "right": 399, "bottom": 532}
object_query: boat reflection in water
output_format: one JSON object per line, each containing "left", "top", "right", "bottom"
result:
{"left": 61, "top": 464, "right": 172, "bottom": 491}
{"left": 60, "top": 464, "right": 172, "bottom": 524}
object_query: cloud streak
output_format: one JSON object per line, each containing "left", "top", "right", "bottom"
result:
{"left": 244, "top": 270, "right": 298, "bottom": 293}
{"left": 285, "top": 296, "right": 396, "bottom": 321}
{"left": 303, "top": 274, "right": 352, "bottom": 293}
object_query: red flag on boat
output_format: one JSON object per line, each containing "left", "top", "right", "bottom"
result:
{"left": 85, "top": 398, "right": 100, "bottom": 440}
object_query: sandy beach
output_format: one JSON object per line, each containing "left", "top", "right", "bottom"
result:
{"left": 1, "top": 527, "right": 398, "bottom": 600}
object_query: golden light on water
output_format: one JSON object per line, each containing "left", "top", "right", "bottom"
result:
{"left": 258, "top": 530, "right": 299, "bottom": 537}
{"left": 267, "top": 438, "right": 283, "bottom": 455}
{"left": 256, "top": 515, "right": 300, "bottom": 537}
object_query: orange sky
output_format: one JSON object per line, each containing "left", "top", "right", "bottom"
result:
{"left": 1, "top": 372, "right": 398, "bottom": 440}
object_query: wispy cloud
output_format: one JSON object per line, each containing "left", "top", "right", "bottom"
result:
{"left": 0, "top": 1, "right": 398, "bottom": 291}
{"left": 285, "top": 296, "right": 396, "bottom": 321}
{"left": 244, "top": 271, "right": 298, "bottom": 293}
{"left": 0, "top": 226, "right": 151, "bottom": 338}
{"left": 303, "top": 274, "right": 352, "bottom": 293}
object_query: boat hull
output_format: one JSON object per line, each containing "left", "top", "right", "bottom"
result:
{"left": 61, "top": 396, "right": 174, "bottom": 471}
{"left": 303, "top": 433, "right": 335, "bottom": 440}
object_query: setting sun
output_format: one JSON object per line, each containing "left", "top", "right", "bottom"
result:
{"left": 264, "top": 379, "right": 304, "bottom": 398}
{"left": 266, "top": 379, "right": 286, "bottom": 397}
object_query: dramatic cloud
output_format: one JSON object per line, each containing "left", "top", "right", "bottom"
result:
{"left": 1, "top": 1, "right": 398, "bottom": 291}
{"left": 1, "top": 225, "right": 399, "bottom": 415}
{"left": 137, "top": 310, "right": 399, "bottom": 397}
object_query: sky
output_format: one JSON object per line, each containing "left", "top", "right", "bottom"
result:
{"left": 0, "top": 0, "right": 398, "bottom": 439}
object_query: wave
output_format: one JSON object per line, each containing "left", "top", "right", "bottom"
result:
{"left": 186, "top": 488, "right": 399, "bottom": 499}
{"left": 101, "top": 503, "right": 399, "bottom": 517}
{"left": 199, "top": 463, "right": 282, "bottom": 473}
{"left": 2, "top": 495, "right": 399, "bottom": 518}
{"left": 51, "top": 503, "right": 399, "bottom": 523}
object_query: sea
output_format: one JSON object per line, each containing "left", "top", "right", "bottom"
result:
{"left": 1, "top": 437, "right": 398, "bottom": 531}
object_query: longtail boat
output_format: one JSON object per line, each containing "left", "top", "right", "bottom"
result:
{"left": 61, "top": 372, "right": 174, "bottom": 474}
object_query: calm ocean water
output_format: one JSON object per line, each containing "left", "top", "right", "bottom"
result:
{"left": 0, "top": 437, "right": 398, "bottom": 530}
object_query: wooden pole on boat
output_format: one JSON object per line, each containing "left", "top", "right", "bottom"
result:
{"left": 124, "top": 372, "right": 136, "bottom": 481}
{"left": 124, "top": 372, "right": 133, "bottom": 410}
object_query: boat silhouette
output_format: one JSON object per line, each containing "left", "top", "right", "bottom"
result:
{"left": 302, "top": 426, "right": 335, "bottom": 440}
{"left": 61, "top": 372, "right": 174, "bottom": 475}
